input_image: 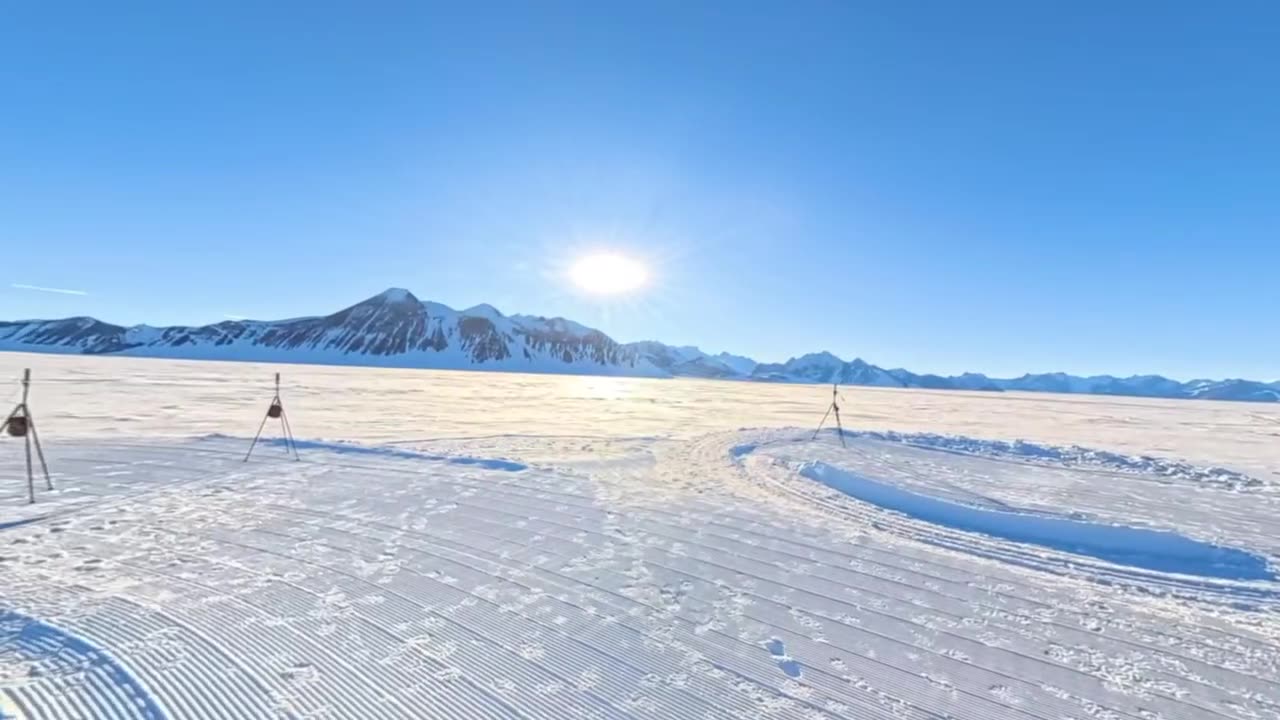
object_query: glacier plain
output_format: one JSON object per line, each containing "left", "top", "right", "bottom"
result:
{"left": 1, "top": 353, "right": 1278, "bottom": 720}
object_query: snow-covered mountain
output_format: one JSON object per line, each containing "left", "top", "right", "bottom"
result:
{"left": 1184, "top": 379, "right": 1280, "bottom": 403}
{"left": 625, "top": 343, "right": 720, "bottom": 377}
{"left": 744, "top": 355, "right": 1276, "bottom": 402}
{"left": 0, "top": 289, "right": 666, "bottom": 377}
{"left": 985, "top": 373, "right": 1280, "bottom": 402}
{"left": 752, "top": 353, "right": 903, "bottom": 387}
{"left": 1, "top": 288, "right": 1274, "bottom": 402}
{"left": 710, "top": 351, "right": 757, "bottom": 377}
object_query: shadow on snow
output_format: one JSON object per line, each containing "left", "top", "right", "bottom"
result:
{"left": 0, "top": 516, "right": 46, "bottom": 532}
{"left": 0, "top": 611, "right": 166, "bottom": 720}
{"left": 258, "top": 437, "right": 528, "bottom": 472}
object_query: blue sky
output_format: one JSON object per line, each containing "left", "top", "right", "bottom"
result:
{"left": 2, "top": 2, "right": 1276, "bottom": 380}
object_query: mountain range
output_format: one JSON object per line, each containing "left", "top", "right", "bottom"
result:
{"left": 2, "top": 288, "right": 1276, "bottom": 403}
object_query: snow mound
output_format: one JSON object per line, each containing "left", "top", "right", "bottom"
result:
{"left": 827, "top": 429, "right": 1266, "bottom": 490}
{"left": 800, "top": 461, "right": 1274, "bottom": 582}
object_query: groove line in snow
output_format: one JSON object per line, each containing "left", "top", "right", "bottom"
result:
{"left": 255, "top": 478, "right": 1265, "bottom": 718}
{"left": 237, "top": 502, "right": 1120, "bottom": 720}
{"left": 5, "top": 435, "right": 1276, "bottom": 720}
{"left": 70, "top": 435, "right": 1280, "bottom": 696}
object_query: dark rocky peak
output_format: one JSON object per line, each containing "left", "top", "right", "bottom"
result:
{"left": 458, "top": 315, "right": 510, "bottom": 362}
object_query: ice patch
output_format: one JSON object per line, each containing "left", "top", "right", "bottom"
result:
{"left": 801, "top": 461, "right": 1275, "bottom": 582}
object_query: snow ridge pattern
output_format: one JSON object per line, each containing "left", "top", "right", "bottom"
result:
{"left": 1, "top": 610, "right": 167, "bottom": 719}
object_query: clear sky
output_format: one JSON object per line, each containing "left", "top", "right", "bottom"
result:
{"left": 2, "top": 2, "right": 1277, "bottom": 380}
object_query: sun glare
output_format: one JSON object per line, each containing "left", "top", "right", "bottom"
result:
{"left": 569, "top": 253, "right": 649, "bottom": 295}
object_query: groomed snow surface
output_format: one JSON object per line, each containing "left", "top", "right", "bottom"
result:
{"left": 2, "top": 354, "right": 1279, "bottom": 720}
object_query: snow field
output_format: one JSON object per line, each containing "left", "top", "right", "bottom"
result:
{"left": 2, "top": 352, "right": 1276, "bottom": 480}
{"left": 2, "top": 353, "right": 1278, "bottom": 719}
{"left": 2, "top": 428, "right": 1277, "bottom": 720}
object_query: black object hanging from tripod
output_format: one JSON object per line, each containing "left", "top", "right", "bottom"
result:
{"left": 2, "top": 369, "right": 53, "bottom": 503}
{"left": 812, "top": 382, "right": 846, "bottom": 447}
{"left": 245, "top": 372, "right": 300, "bottom": 461}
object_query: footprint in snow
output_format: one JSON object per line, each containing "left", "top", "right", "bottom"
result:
{"left": 764, "top": 638, "right": 802, "bottom": 679}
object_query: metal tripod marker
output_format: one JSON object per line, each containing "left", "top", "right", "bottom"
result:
{"left": 812, "top": 382, "right": 846, "bottom": 447}
{"left": 245, "top": 372, "right": 300, "bottom": 462}
{"left": 2, "top": 369, "right": 53, "bottom": 503}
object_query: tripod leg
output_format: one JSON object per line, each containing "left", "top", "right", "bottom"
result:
{"left": 812, "top": 404, "right": 833, "bottom": 440}
{"left": 278, "top": 414, "right": 290, "bottom": 455}
{"left": 26, "top": 415, "right": 52, "bottom": 490}
{"left": 244, "top": 411, "right": 271, "bottom": 462}
{"left": 276, "top": 407, "right": 293, "bottom": 456}
{"left": 833, "top": 406, "right": 846, "bottom": 448}
{"left": 281, "top": 409, "right": 300, "bottom": 460}
{"left": 24, "top": 427, "right": 35, "bottom": 504}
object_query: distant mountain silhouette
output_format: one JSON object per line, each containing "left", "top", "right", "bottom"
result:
{"left": 2, "top": 288, "right": 1275, "bottom": 402}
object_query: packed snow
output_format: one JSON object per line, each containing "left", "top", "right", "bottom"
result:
{"left": 1, "top": 352, "right": 1278, "bottom": 719}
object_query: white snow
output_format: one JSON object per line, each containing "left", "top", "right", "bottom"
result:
{"left": 713, "top": 352, "right": 758, "bottom": 377}
{"left": 376, "top": 288, "right": 415, "bottom": 303}
{"left": 1, "top": 352, "right": 1278, "bottom": 719}
{"left": 462, "top": 303, "right": 506, "bottom": 321}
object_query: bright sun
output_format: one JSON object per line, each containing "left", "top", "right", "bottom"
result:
{"left": 569, "top": 253, "right": 649, "bottom": 295}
